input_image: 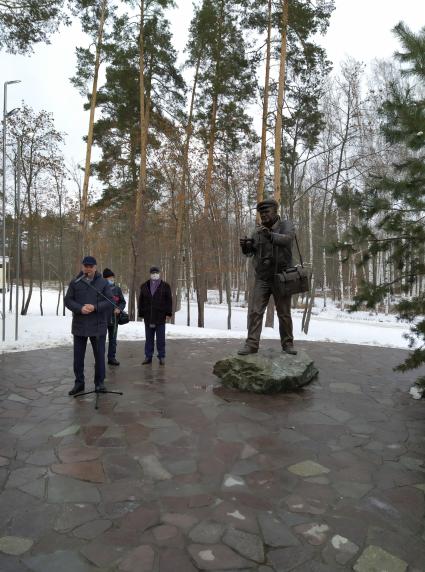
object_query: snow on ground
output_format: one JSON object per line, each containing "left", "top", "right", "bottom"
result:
{"left": 0, "top": 287, "right": 413, "bottom": 354}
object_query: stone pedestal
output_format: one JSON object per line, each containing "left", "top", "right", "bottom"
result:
{"left": 213, "top": 348, "right": 318, "bottom": 393}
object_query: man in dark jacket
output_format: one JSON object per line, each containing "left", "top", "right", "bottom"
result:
{"left": 138, "top": 266, "right": 172, "bottom": 365}
{"left": 238, "top": 198, "right": 297, "bottom": 355}
{"left": 102, "top": 268, "right": 126, "bottom": 366}
{"left": 65, "top": 256, "right": 113, "bottom": 395}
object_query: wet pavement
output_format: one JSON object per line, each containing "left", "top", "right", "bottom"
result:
{"left": 0, "top": 339, "right": 424, "bottom": 572}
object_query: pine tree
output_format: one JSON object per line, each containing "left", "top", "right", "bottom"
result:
{"left": 70, "top": 0, "right": 115, "bottom": 257}
{"left": 0, "top": 1, "right": 68, "bottom": 54}
{"left": 337, "top": 23, "right": 425, "bottom": 386}
{"left": 186, "top": 0, "right": 257, "bottom": 327}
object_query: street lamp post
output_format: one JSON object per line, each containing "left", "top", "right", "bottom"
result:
{"left": 2, "top": 79, "right": 21, "bottom": 342}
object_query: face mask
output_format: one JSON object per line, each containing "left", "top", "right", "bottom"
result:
{"left": 150, "top": 273, "right": 160, "bottom": 280}
{"left": 107, "top": 279, "right": 115, "bottom": 285}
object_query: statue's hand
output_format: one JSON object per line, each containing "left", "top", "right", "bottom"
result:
{"left": 240, "top": 237, "right": 254, "bottom": 254}
{"left": 258, "top": 225, "right": 272, "bottom": 240}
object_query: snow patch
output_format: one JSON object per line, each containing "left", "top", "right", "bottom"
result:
{"left": 223, "top": 475, "right": 245, "bottom": 487}
{"left": 331, "top": 534, "right": 349, "bottom": 549}
{"left": 409, "top": 386, "right": 424, "bottom": 400}
{"left": 199, "top": 550, "right": 215, "bottom": 561}
{"left": 227, "top": 510, "right": 246, "bottom": 520}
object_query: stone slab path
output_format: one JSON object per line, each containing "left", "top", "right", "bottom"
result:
{"left": 0, "top": 339, "right": 425, "bottom": 572}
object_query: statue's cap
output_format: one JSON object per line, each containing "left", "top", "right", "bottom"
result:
{"left": 256, "top": 198, "right": 279, "bottom": 211}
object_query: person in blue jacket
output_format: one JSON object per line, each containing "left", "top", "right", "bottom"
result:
{"left": 65, "top": 256, "right": 113, "bottom": 395}
{"left": 102, "top": 268, "right": 126, "bottom": 366}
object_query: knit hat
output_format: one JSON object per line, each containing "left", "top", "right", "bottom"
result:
{"left": 102, "top": 268, "right": 115, "bottom": 278}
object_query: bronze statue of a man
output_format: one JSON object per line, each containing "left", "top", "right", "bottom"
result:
{"left": 238, "top": 198, "right": 297, "bottom": 355}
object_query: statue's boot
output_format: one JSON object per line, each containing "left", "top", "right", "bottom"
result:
{"left": 237, "top": 345, "right": 258, "bottom": 355}
{"left": 282, "top": 344, "right": 297, "bottom": 355}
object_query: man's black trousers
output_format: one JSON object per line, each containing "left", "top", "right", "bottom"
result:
{"left": 73, "top": 334, "right": 106, "bottom": 386}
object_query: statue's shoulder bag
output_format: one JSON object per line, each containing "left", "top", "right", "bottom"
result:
{"left": 274, "top": 232, "right": 310, "bottom": 296}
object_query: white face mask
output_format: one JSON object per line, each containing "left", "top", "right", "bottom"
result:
{"left": 107, "top": 278, "right": 115, "bottom": 285}
{"left": 150, "top": 273, "right": 160, "bottom": 280}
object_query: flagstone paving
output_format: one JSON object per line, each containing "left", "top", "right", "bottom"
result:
{"left": 0, "top": 339, "right": 425, "bottom": 571}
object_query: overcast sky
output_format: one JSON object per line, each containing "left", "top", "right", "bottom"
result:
{"left": 0, "top": 0, "right": 423, "bottom": 170}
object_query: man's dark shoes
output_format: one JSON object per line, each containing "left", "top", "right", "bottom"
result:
{"left": 237, "top": 345, "right": 258, "bottom": 355}
{"left": 282, "top": 344, "right": 297, "bottom": 355}
{"left": 159, "top": 358, "right": 165, "bottom": 366}
{"left": 95, "top": 382, "right": 107, "bottom": 393}
{"left": 108, "top": 358, "right": 120, "bottom": 366}
{"left": 68, "top": 383, "right": 85, "bottom": 396}
{"left": 142, "top": 358, "right": 152, "bottom": 365}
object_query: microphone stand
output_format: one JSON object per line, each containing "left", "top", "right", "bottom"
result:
{"left": 73, "top": 275, "right": 123, "bottom": 410}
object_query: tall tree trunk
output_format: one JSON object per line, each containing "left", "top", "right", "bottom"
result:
{"left": 37, "top": 222, "right": 43, "bottom": 316}
{"left": 322, "top": 209, "right": 327, "bottom": 310}
{"left": 170, "top": 54, "right": 201, "bottom": 323}
{"left": 308, "top": 193, "right": 313, "bottom": 267}
{"left": 273, "top": 0, "right": 289, "bottom": 203}
{"left": 257, "top": 0, "right": 272, "bottom": 202}
{"left": 22, "top": 214, "right": 34, "bottom": 315}
{"left": 129, "top": 1, "right": 149, "bottom": 320}
{"left": 267, "top": 0, "right": 288, "bottom": 328}
{"left": 336, "top": 207, "right": 344, "bottom": 310}
{"left": 79, "top": 0, "right": 108, "bottom": 257}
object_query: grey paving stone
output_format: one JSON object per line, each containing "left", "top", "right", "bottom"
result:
{"left": 231, "top": 459, "right": 261, "bottom": 476}
{"left": 189, "top": 520, "right": 226, "bottom": 544}
{"left": 6, "top": 467, "right": 47, "bottom": 489}
{"left": 24, "top": 550, "right": 96, "bottom": 572}
{"left": 54, "top": 503, "right": 99, "bottom": 532}
{"left": 287, "top": 461, "right": 330, "bottom": 478}
{"left": 159, "top": 547, "right": 197, "bottom": 572}
{"left": 0, "top": 536, "right": 33, "bottom": 555}
{"left": 162, "top": 512, "right": 199, "bottom": 530}
{"left": 47, "top": 475, "right": 100, "bottom": 503}
{"left": 72, "top": 519, "right": 112, "bottom": 539}
{"left": 333, "top": 481, "right": 373, "bottom": 499}
{"left": 80, "top": 541, "right": 126, "bottom": 568}
{"left": 223, "top": 527, "right": 265, "bottom": 563}
{"left": 118, "top": 544, "right": 155, "bottom": 572}
{"left": 353, "top": 545, "right": 407, "bottom": 572}
{"left": 164, "top": 459, "right": 197, "bottom": 475}
{"left": 323, "top": 534, "right": 359, "bottom": 566}
{"left": 257, "top": 513, "right": 299, "bottom": 548}
{"left": 138, "top": 454, "right": 172, "bottom": 480}
{"left": 18, "top": 478, "right": 46, "bottom": 500}
{"left": 188, "top": 543, "right": 255, "bottom": 570}
{"left": 268, "top": 546, "right": 314, "bottom": 570}
{"left": 150, "top": 427, "right": 184, "bottom": 445}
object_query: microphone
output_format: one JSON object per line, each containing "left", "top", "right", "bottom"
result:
{"left": 74, "top": 273, "right": 88, "bottom": 284}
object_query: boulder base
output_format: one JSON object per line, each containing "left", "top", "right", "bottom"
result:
{"left": 213, "top": 348, "right": 318, "bottom": 393}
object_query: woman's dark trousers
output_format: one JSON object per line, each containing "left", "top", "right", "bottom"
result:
{"left": 73, "top": 335, "right": 106, "bottom": 386}
{"left": 107, "top": 323, "right": 118, "bottom": 360}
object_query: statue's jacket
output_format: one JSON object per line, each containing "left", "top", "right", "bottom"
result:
{"left": 248, "top": 217, "right": 295, "bottom": 281}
